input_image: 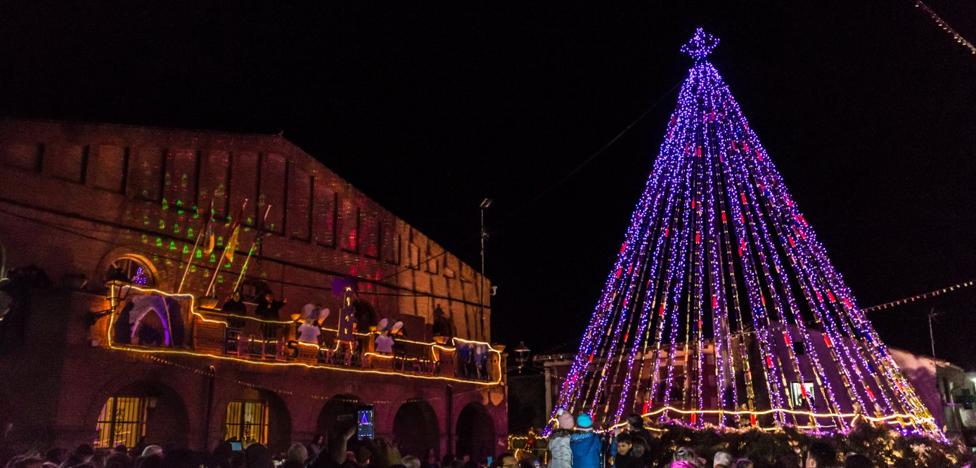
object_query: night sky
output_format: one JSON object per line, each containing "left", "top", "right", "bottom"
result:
{"left": 1, "top": 2, "right": 974, "bottom": 368}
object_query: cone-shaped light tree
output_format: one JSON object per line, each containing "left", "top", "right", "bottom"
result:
{"left": 554, "top": 29, "right": 938, "bottom": 437}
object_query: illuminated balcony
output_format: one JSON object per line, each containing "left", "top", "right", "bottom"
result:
{"left": 92, "top": 281, "right": 503, "bottom": 385}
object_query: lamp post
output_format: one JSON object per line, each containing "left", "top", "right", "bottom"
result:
{"left": 928, "top": 307, "right": 941, "bottom": 358}
{"left": 513, "top": 341, "right": 531, "bottom": 374}
{"left": 479, "top": 198, "right": 492, "bottom": 340}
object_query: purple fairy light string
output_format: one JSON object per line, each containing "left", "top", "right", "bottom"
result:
{"left": 551, "top": 28, "right": 940, "bottom": 437}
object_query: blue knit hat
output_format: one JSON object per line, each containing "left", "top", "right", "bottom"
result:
{"left": 576, "top": 413, "right": 593, "bottom": 429}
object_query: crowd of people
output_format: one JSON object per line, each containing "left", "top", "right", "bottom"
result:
{"left": 538, "top": 411, "right": 944, "bottom": 468}
{"left": 3, "top": 429, "right": 472, "bottom": 468}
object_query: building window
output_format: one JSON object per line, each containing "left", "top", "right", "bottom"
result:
{"left": 107, "top": 255, "right": 156, "bottom": 287}
{"left": 789, "top": 381, "right": 815, "bottom": 407}
{"left": 95, "top": 396, "right": 149, "bottom": 448}
{"left": 225, "top": 400, "right": 269, "bottom": 445}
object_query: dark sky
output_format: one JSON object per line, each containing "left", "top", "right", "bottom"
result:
{"left": 1, "top": 2, "right": 975, "bottom": 368}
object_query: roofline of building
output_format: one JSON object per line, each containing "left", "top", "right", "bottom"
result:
{"left": 0, "top": 116, "right": 490, "bottom": 285}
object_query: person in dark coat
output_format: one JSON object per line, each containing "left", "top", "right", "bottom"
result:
{"left": 221, "top": 291, "right": 247, "bottom": 329}
{"left": 255, "top": 292, "right": 286, "bottom": 340}
{"left": 432, "top": 305, "right": 453, "bottom": 339}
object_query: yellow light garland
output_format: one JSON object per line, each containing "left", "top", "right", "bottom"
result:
{"left": 106, "top": 285, "right": 504, "bottom": 386}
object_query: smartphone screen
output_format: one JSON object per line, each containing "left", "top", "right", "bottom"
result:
{"left": 357, "top": 406, "right": 375, "bottom": 441}
{"left": 230, "top": 441, "right": 243, "bottom": 452}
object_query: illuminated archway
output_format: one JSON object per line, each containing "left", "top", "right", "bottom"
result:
{"left": 94, "top": 380, "right": 189, "bottom": 449}
{"left": 223, "top": 388, "right": 292, "bottom": 452}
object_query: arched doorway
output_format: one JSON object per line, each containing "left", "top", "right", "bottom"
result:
{"left": 393, "top": 399, "right": 439, "bottom": 458}
{"left": 455, "top": 403, "right": 494, "bottom": 464}
{"left": 94, "top": 381, "right": 189, "bottom": 449}
{"left": 222, "top": 388, "right": 292, "bottom": 453}
{"left": 317, "top": 394, "right": 363, "bottom": 438}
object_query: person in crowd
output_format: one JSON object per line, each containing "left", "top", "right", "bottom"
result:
{"left": 310, "top": 424, "right": 356, "bottom": 468}
{"left": 731, "top": 460, "right": 753, "bottom": 468}
{"left": 568, "top": 414, "right": 599, "bottom": 468}
{"left": 842, "top": 454, "right": 872, "bottom": 468}
{"left": 420, "top": 449, "right": 438, "bottom": 468}
{"left": 670, "top": 447, "right": 704, "bottom": 468}
{"left": 712, "top": 451, "right": 733, "bottom": 468}
{"left": 43, "top": 449, "right": 66, "bottom": 468}
{"left": 431, "top": 305, "right": 453, "bottom": 340}
{"left": 160, "top": 448, "right": 203, "bottom": 468}
{"left": 439, "top": 454, "right": 455, "bottom": 468}
{"left": 612, "top": 433, "right": 637, "bottom": 468}
{"left": 211, "top": 442, "right": 235, "bottom": 468}
{"left": 490, "top": 454, "right": 516, "bottom": 468}
{"left": 287, "top": 444, "right": 308, "bottom": 465}
{"left": 104, "top": 452, "right": 132, "bottom": 468}
{"left": 5, "top": 455, "right": 44, "bottom": 468}
{"left": 804, "top": 442, "right": 838, "bottom": 468}
{"left": 547, "top": 410, "right": 573, "bottom": 468}
{"left": 243, "top": 444, "right": 273, "bottom": 468}
{"left": 133, "top": 455, "right": 162, "bottom": 468}
{"left": 141, "top": 447, "right": 163, "bottom": 459}
{"left": 59, "top": 445, "right": 95, "bottom": 468}
{"left": 401, "top": 456, "right": 420, "bottom": 468}
{"left": 308, "top": 435, "right": 326, "bottom": 461}
{"left": 623, "top": 415, "right": 651, "bottom": 446}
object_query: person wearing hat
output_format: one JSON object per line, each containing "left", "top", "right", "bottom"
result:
{"left": 548, "top": 410, "right": 574, "bottom": 468}
{"left": 569, "top": 413, "right": 600, "bottom": 468}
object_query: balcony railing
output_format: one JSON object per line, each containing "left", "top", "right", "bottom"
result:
{"left": 94, "top": 282, "right": 502, "bottom": 384}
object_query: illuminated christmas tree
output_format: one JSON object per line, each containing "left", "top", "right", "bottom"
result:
{"left": 554, "top": 29, "right": 939, "bottom": 436}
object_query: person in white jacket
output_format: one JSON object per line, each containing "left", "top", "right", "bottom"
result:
{"left": 547, "top": 410, "right": 575, "bottom": 468}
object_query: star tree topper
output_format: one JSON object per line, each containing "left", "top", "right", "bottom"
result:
{"left": 680, "top": 27, "right": 720, "bottom": 61}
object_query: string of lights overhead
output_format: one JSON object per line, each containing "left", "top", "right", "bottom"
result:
{"left": 913, "top": 0, "right": 976, "bottom": 55}
{"left": 862, "top": 279, "right": 975, "bottom": 312}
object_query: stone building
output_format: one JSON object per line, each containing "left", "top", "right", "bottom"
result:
{"left": 0, "top": 118, "right": 507, "bottom": 460}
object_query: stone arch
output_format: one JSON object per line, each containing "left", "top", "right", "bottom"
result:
{"left": 455, "top": 402, "right": 494, "bottom": 464}
{"left": 90, "top": 379, "right": 191, "bottom": 448}
{"left": 317, "top": 393, "right": 364, "bottom": 438}
{"left": 220, "top": 387, "right": 293, "bottom": 453}
{"left": 96, "top": 247, "right": 165, "bottom": 289}
{"left": 393, "top": 398, "right": 439, "bottom": 458}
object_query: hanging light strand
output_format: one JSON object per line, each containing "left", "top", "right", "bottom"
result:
{"left": 913, "top": 0, "right": 976, "bottom": 55}
{"left": 863, "top": 279, "right": 975, "bottom": 312}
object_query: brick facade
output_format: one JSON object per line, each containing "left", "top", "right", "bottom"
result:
{"left": 0, "top": 118, "right": 507, "bottom": 459}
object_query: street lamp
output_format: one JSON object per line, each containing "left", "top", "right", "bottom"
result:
{"left": 513, "top": 341, "right": 531, "bottom": 374}
{"left": 479, "top": 198, "right": 492, "bottom": 340}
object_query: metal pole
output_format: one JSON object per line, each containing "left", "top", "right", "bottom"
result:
{"left": 928, "top": 308, "right": 937, "bottom": 358}
{"left": 480, "top": 206, "right": 486, "bottom": 340}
